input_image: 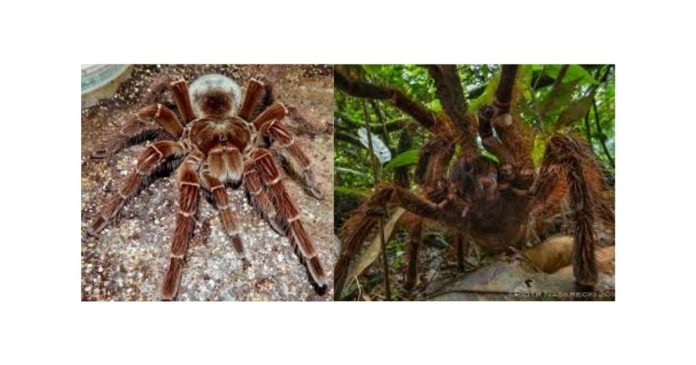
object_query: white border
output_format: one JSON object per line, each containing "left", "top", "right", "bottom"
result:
{"left": 2, "top": 0, "right": 696, "bottom": 363}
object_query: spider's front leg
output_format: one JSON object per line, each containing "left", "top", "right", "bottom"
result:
{"left": 92, "top": 72, "right": 192, "bottom": 159}
{"left": 248, "top": 149, "right": 327, "bottom": 293}
{"left": 91, "top": 104, "right": 184, "bottom": 159}
{"left": 88, "top": 141, "right": 186, "bottom": 234}
{"left": 169, "top": 79, "right": 197, "bottom": 123}
{"left": 478, "top": 65, "right": 535, "bottom": 192}
{"left": 140, "top": 74, "right": 197, "bottom": 124}
{"left": 253, "top": 103, "right": 324, "bottom": 199}
{"left": 162, "top": 151, "right": 203, "bottom": 300}
{"left": 238, "top": 76, "right": 275, "bottom": 122}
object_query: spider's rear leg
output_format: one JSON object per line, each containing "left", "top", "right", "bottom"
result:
{"left": 256, "top": 111, "right": 323, "bottom": 199}
{"left": 200, "top": 146, "right": 246, "bottom": 256}
{"left": 530, "top": 135, "right": 610, "bottom": 288}
{"left": 251, "top": 149, "right": 327, "bottom": 294}
{"left": 88, "top": 141, "right": 186, "bottom": 234}
{"left": 335, "top": 184, "right": 444, "bottom": 299}
{"left": 91, "top": 104, "right": 183, "bottom": 159}
{"left": 242, "top": 163, "right": 283, "bottom": 234}
{"left": 162, "top": 151, "right": 203, "bottom": 300}
{"left": 404, "top": 219, "right": 423, "bottom": 291}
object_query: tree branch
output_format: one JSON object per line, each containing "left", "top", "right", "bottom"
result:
{"left": 335, "top": 112, "right": 413, "bottom": 134}
{"left": 583, "top": 109, "right": 594, "bottom": 151}
{"left": 495, "top": 65, "right": 519, "bottom": 113}
{"left": 370, "top": 99, "right": 393, "bottom": 149}
{"left": 335, "top": 130, "right": 364, "bottom": 148}
{"left": 426, "top": 65, "right": 477, "bottom": 145}
{"left": 335, "top": 68, "right": 438, "bottom": 130}
{"left": 552, "top": 65, "right": 570, "bottom": 91}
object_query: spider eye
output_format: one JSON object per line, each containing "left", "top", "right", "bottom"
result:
{"left": 189, "top": 74, "right": 242, "bottom": 117}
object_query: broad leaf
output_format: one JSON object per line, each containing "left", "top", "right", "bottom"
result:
{"left": 335, "top": 166, "right": 371, "bottom": 177}
{"left": 554, "top": 95, "right": 594, "bottom": 130}
{"left": 544, "top": 65, "right": 596, "bottom": 84}
{"left": 515, "top": 65, "right": 534, "bottom": 101}
{"left": 334, "top": 186, "right": 370, "bottom": 197}
{"left": 538, "top": 78, "right": 582, "bottom": 118}
{"left": 470, "top": 73, "right": 499, "bottom": 111}
{"left": 385, "top": 149, "right": 420, "bottom": 170}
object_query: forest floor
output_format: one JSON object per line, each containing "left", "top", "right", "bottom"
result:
{"left": 343, "top": 221, "right": 615, "bottom": 301}
{"left": 81, "top": 64, "right": 335, "bottom": 301}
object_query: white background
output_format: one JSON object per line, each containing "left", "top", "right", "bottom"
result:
{"left": 1, "top": 0, "right": 695, "bottom": 363}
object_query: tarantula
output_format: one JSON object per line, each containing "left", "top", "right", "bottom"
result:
{"left": 334, "top": 65, "right": 615, "bottom": 299}
{"left": 88, "top": 72, "right": 327, "bottom": 300}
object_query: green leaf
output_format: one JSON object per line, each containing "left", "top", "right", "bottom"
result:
{"left": 515, "top": 65, "right": 534, "bottom": 101}
{"left": 427, "top": 99, "right": 442, "bottom": 113}
{"left": 554, "top": 95, "right": 594, "bottom": 130}
{"left": 481, "top": 149, "right": 500, "bottom": 163}
{"left": 544, "top": 65, "right": 596, "bottom": 84}
{"left": 385, "top": 149, "right": 420, "bottom": 170}
{"left": 538, "top": 78, "right": 582, "bottom": 118}
{"left": 361, "top": 65, "right": 383, "bottom": 77}
{"left": 470, "top": 73, "right": 499, "bottom": 111}
{"left": 531, "top": 136, "right": 547, "bottom": 166}
{"left": 334, "top": 186, "right": 370, "bottom": 197}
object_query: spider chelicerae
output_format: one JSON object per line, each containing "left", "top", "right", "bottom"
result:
{"left": 88, "top": 72, "right": 328, "bottom": 300}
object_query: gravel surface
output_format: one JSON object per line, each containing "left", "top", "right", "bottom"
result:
{"left": 81, "top": 65, "right": 334, "bottom": 301}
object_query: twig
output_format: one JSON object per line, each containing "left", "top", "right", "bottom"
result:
{"left": 352, "top": 276, "right": 363, "bottom": 301}
{"left": 591, "top": 67, "right": 615, "bottom": 167}
{"left": 424, "top": 288, "right": 522, "bottom": 300}
{"left": 529, "top": 65, "right": 548, "bottom": 134}
{"left": 369, "top": 100, "right": 393, "bottom": 150}
{"left": 553, "top": 65, "right": 570, "bottom": 90}
{"left": 335, "top": 68, "right": 438, "bottom": 130}
{"left": 592, "top": 98, "right": 615, "bottom": 167}
{"left": 361, "top": 99, "right": 391, "bottom": 301}
{"left": 335, "top": 111, "right": 410, "bottom": 133}
{"left": 583, "top": 105, "right": 594, "bottom": 148}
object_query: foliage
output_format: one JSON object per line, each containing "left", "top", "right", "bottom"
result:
{"left": 335, "top": 64, "right": 615, "bottom": 193}
{"left": 384, "top": 149, "right": 419, "bottom": 170}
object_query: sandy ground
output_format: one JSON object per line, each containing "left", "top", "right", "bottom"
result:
{"left": 81, "top": 65, "right": 335, "bottom": 301}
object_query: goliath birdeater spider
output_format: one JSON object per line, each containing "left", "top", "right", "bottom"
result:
{"left": 89, "top": 73, "right": 327, "bottom": 300}
{"left": 334, "top": 65, "right": 614, "bottom": 298}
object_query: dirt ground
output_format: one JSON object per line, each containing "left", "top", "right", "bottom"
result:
{"left": 81, "top": 65, "right": 335, "bottom": 301}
